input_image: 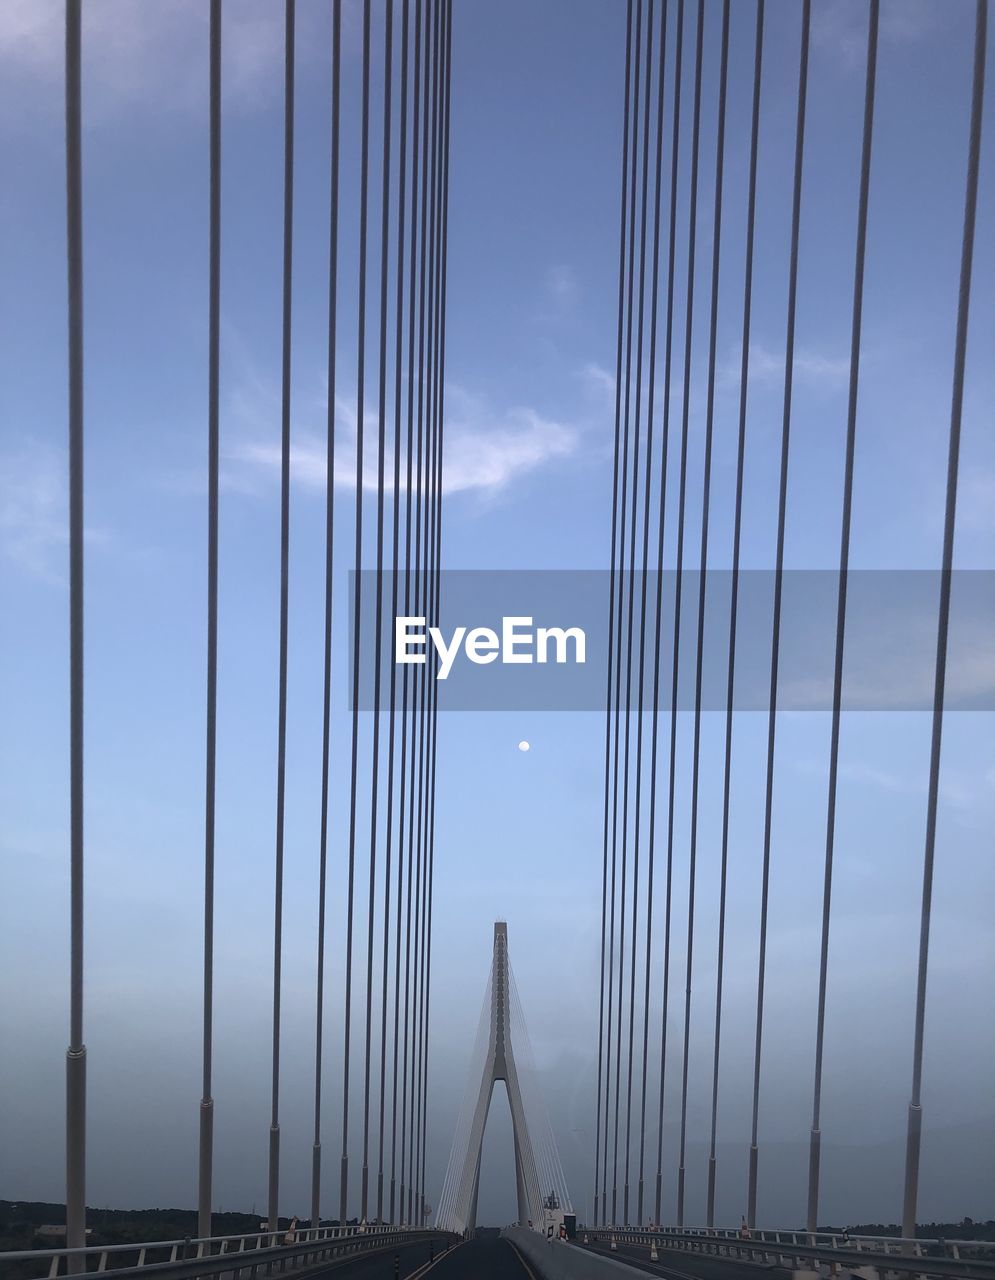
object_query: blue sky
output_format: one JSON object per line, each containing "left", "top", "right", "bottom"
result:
{"left": 1, "top": 0, "right": 993, "bottom": 1230}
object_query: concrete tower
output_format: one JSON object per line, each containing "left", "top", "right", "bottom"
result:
{"left": 454, "top": 922, "right": 542, "bottom": 1229}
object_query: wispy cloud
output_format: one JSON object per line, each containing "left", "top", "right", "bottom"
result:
{"left": 0, "top": 441, "right": 67, "bottom": 581}
{"left": 444, "top": 398, "right": 575, "bottom": 494}
{"left": 813, "top": 0, "right": 941, "bottom": 71}
{"left": 228, "top": 433, "right": 329, "bottom": 495}
{"left": 721, "top": 341, "right": 850, "bottom": 391}
{"left": 224, "top": 380, "right": 577, "bottom": 499}
{"left": 580, "top": 362, "right": 616, "bottom": 403}
{"left": 791, "top": 757, "right": 994, "bottom": 823}
{"left": 0, "top": 440, "right": 108, "bottom": 581}
{"left": 0, "top": 0, "right": 286, "bottom": 119}
{"left": 959, "top": 469, "right": 995, "bottom": 533}
{"left": 544, "top": 265, "right": 580, "bottom": 308}
{"left": 533, "top": 264, "right": 583, "bottom": 326}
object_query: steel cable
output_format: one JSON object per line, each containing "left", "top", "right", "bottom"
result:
{"left": 311, "top": 0, "right": 341, "bottom": 1230}
{"left": 361, "top": 0, "right": 395, "bottom": 1223}
{"left": 899, "top": 0, "right": 987, "bottom": 1243}
{"left": 408, "top": 0, "right": 434, "bottom": 1220}
{"left": 746, "top": 0, "right": 871, "bottom": 1232}
{"left": 64, "top": 0, "right": 86, "bottom": 1259}
{"left": 621, "top": 0, "right": 657, "bottom": 1229}
{"left": 384, "top": 0, "right": 411, "bottom": 1228}
{"left": 405, "top": 0, "right": 433, "bottom": 1220}
{"left": 398, "top": 0, "right": 424, "bottom": 1224}
{"left": 634, "top": 0, "right": 668, "bottom": 1229}
{"left": 419, "top": 0, "right": 452, "bottom": 1225}
{"left": 659, "top": 0, "right": 702, "bottom": 1227}
{"left": 340, "top": 0, "right": 372, "bottom": 1226}
{"left": 414, "top": 1, "right": 442, "bottom": 1221}
{"left": 676, "top": 0, "right": 728, "bottom": 1230}
{"left": 198, "top": 0, "right": 222, "bottom": 1241}
{"left": 705, "top": 0, "right": 766, "bottom": 1230}
{"left": 608, "top": 0, "right": 644, "bottom": 1227}
{"left": 268, "top": 0, "right": 295, "bottom": 1235}
{"left": 594, "top": 0, "right": 635, "bottom": 1229}
{"left": 651, "top": 0, "right": 685, "bottom": 1229}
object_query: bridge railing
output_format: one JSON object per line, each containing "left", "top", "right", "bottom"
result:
{"left": 0, "top": 1225, "right": 458, "bottom": 1280}
{"left": 583, "top": 1227, "right": 995, "bottom": 1280}
{"left": 652, "top": 1224, "right": 995, "bottom": 1259}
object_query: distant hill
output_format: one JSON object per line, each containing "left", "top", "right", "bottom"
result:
{"left": 1, "top": 1200, "right": 262, "bottom": 1243}
{"left": 840, "top": 1220, "right": 995, "bottom": 1243}
{"left": 0, "top": 1201, "right": 304, "bottom": 1277}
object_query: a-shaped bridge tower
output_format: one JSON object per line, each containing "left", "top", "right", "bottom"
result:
{"left": 436, "top": 922, "right": 571, "bottom": 1233}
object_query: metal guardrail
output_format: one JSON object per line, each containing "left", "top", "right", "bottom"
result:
{"left": 0, "top": 1225, "right": 459, "bottom": 1280}
{"left": 584, "top": 1227, "right": 995, "bottom": 1280}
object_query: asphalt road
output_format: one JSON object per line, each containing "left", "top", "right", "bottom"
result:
{"left": 316, "top": 1232, "right": 791, "bottom": 1279}
{"left": 422, "top": 1238, "right": 535, "bottom": 1278}
{"left": 309, "top": 1234, "right": 457, "bottom": 1280}
{"left": 312, "top": 1234, "right": 533, "bottom": 1279}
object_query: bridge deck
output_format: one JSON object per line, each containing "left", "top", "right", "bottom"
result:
{"left": 423, "top": 1238, "right": 532, "bottom": 1279}
{"left": 309, "top": 1236, "right": 530, "bottom": 1280}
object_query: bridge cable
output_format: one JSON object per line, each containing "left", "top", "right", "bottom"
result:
{"left": 746, "top": 0, "right": 875, "bottom": 1234}
{"left": 711, "top": 0, "right": 806, "bottom": 1229}
{"left": 607, "top": 0, "right": 644, "bottom": 1229}
{"left": 311, "top": 0, "right": 342, "bottom": 1231}
{"left": 594, "top": 0, "right": 635, "bottom": 1230}
{"left": 383, "top": 0, "right": 411, "bottom": 1230}
{"left": 705, "top": 0, "right": 767, "bottom": 1231}
{"left": 633, "top": 0, "right": 669, "bottom": 1230}
{"left": 414, "top": 0, "right": 443, "bottom": 1222}
{"left": 396, "top": 0, "right": 420, "bottom": 1228}
{"left": 340, "top": 0, "right": 372, "bottom": 1226}
{"left": 410, "top": 0, "right": 435, "bottom": 1222}
{"left": 422, "top": 0, "right": 450, "bottom": 1218}
{"left": 620, "top": 0, "right": 658, "bottom": 1228}
{"left": 199, "top": 0, "right": 222, "bottom": 1241}
{"left": 268, "top": 0, "right": 295, "bottom": 1236}
{"left": 509, "top": 977, "right": 554, "bottom": 1206}
{"left": 899, "top": 0, "right": 987, "bottom": 1243}
{"left": 405, "top": 0, "right": 433, "bottom": 1220}
{"left": 64, "top": 0, "right": 86, "bottom": 1258}
{"left": 507, "top": 968, "right": 546, "bottom": 1220}
{"left": 408, "top": 0, "right": 429, "bottom": 1223}
{"left": 658, "top": 0, "right": 703, "bottom": 1228}
{"left": 436, "top": 977, "right": 492, "bottom": 1228}
{"left": 398, "top": 0, "right": 424, "bottom": 1225}
{"left": 361, "top": 0, "right": 395, "bottom": 1223}
{"left": 420, "top": 0, "right": 453, "bottom": 1226}
{"left": 677, "top": 0, "right": 728, "bottom": 1230}
{"left": 422, "top": 0, "right": 445, "bottom": 1220}
{"left": 650, "top": 0, "right": 686, "bottom": 1229}
{"left": 511, "top": 969, "right": 573, "bottom": 1211}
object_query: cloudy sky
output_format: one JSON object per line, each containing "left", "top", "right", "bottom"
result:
{"left": 1, "top": 0, "right": 993, "bottom": 1231}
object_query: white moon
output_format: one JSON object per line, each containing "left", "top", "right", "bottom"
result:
{"left": 518, "top": 740, "right": 530, "bottom": 752}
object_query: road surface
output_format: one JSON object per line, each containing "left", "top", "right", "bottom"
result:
{"left": 419, "top": 1237, "right": 537, "bottom": 1277}
{"left": 313, "top": 1235, "right": 534, "bottom": 1279}
{"left": 318, "top": 1232, "right": 791, "bottom": 1279}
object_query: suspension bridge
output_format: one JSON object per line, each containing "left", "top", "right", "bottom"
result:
{"left": 1, "top": 1, "right": 992, "bottom": 1279}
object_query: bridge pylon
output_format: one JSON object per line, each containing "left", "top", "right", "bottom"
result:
{"left": 436, "top": 921, "right": 568, "bottom": 1233}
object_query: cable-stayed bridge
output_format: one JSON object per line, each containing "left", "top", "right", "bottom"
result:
{"left": 2, "top": 1, "right": 993, "bottom": 1280}
{"left": 436, "top": 923, "right": 571, "bottom": 1235}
